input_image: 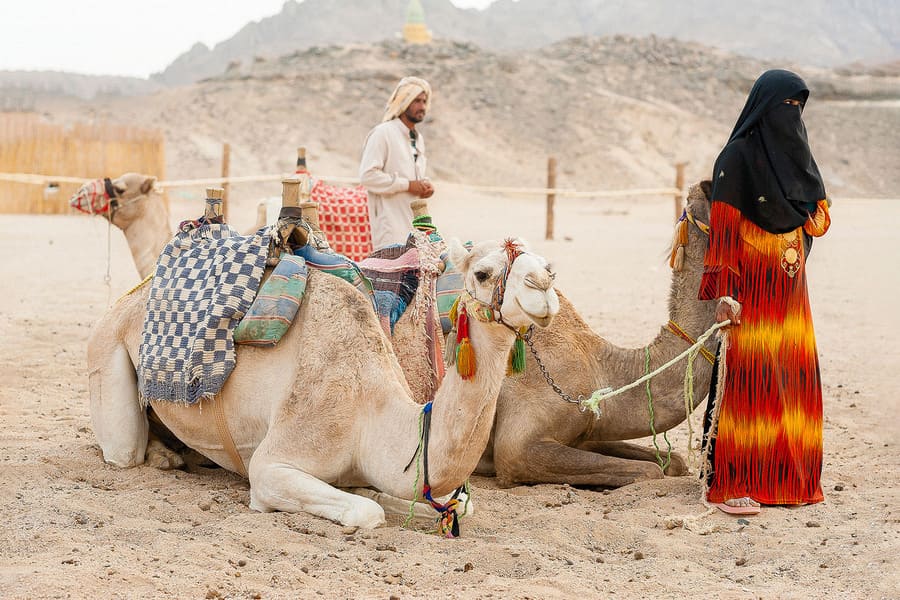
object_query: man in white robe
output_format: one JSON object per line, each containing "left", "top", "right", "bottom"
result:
{"left": 359, "top": 76, "right": 435, "bottom": 249}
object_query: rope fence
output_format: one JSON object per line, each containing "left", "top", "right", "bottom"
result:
{"left": 2, "top": 170, "right": 895, "bottom": 202}
{"left": 0, "top": 170, "right": 679, "bottom": 198}
{"left": 1, "top": 165, "right": 895, "bottom": 241}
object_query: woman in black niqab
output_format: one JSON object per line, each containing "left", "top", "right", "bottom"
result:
{"left": 698, "top": 69, "right": 832, "bottom": 515}
{"left": 710, "top": 69, "right": 827, "bottom": 234}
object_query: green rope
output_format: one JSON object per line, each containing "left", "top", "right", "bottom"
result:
{"left": 459, "top": 480, "right": 472, "bottom": 517}
{"left": 645, "top": 347, "right": 672, "bottom": 471}
{"left": 402, "top": 407, "right": 427, "bottom": 529}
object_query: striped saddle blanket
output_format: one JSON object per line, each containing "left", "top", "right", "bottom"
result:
{"left": 138, "top": 223, "right": 271, "bottom": 405}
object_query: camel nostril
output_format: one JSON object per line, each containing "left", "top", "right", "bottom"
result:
{"left": 525, "top": 276, "right": 551, "bottom": 291}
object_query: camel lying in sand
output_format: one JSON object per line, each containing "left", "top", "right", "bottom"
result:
{"left": 76, "top": 174, "right": 715, "bottom": 488}
{"left": 481, "top": 182, "right": 716, "bottom": 486}
{"left": 87, "top": 229, "right": 558, "bottom": 527}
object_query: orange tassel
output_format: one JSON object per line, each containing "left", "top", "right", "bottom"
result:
{"left": 669, "top": 219, "right": 689, "bottom": 271}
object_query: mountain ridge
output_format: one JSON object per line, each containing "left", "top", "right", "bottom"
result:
{"left": 153, "top": 0, "right": 899, "bottom": 85}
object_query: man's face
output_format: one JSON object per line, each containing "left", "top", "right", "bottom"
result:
{"left": 404, "top": 92, "right": 428, "bottom": 124}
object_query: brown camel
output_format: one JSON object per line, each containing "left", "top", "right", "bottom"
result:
{"left": 481, "top": 181, "right": 716, "bottom": 487}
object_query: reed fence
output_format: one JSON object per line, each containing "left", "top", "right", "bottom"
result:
{"left": 0, "top": 113, "right": 165, "bottom": 214}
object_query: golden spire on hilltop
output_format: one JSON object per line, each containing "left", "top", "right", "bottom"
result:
{"left": 403, "top": 0, "right": 433, "bottom": 45}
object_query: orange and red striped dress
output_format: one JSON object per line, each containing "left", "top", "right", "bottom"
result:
{"left": 700, "top": 199, "right": 831, "bottom": 505}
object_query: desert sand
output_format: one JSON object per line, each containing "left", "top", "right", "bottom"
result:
{"left": 0, "top": 188, "right": 897, "bottom": 599}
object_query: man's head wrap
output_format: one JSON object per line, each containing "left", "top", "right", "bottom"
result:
{"left": 382, "top": 77, "right": 432, "bottom": 123}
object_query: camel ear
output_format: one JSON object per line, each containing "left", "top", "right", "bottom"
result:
{"left": 447, "top": 238, "right": 472, "bottom": 272}
{"left": 140, "top": 176, "right": 157, "bottom": 195}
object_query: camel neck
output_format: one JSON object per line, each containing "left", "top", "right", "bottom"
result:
{"left": 120, "top": 195, "right": 172, "bottom": 279}
{"left": 591, "top": 223, "right": 717, "bottom": 438}
{"left": 366, "top": 316, "right": 514, "bottom": 499}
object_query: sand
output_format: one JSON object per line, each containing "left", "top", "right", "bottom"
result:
{"left": 0, "top": 190, "right": 897, "bottom": 599}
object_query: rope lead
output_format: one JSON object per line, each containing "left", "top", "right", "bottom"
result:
{"left": 581, "top": 320, "right": 730, "bottom": 417}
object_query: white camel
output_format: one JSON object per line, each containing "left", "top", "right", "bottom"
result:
{"left": 88, "top": 236, "right": 559, "bottom": 527}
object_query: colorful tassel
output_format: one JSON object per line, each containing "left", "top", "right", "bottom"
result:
{"left": 507, "top": 328, "right": 527, "bottom": 374}
{"left": 448, "top": 296, "right": 459, "bottom": 325}
{"left": 455, "top": 302, "right": 476, "bottom": 379}
{"left": 444, "top": 297, "right": 460, "bottom": 366}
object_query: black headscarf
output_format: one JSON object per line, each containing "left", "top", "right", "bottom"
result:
{"left": 710, "top": 69, "right": 826, "bottom": 234}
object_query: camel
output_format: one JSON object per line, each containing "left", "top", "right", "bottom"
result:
{"left": 88, "top": 235, "right": 559, "bottom": 527}
{"left": 481, "top": 181, "right": 717, "bottom": 487}
{"left": 78, "top": 173, "right": 716, "bottom": 488}
{"left": 69, "top": 173, "right": 170, "bottom": 279}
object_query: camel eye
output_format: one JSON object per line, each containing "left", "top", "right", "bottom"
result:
{"left": 474, "top": 269, "right": 491, "bottom": 283}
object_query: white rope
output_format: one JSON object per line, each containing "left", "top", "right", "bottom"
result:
{"left": 580, "top": 320, "right": 731, "bottom": 417}
{"left": 664, "top": 330, "right": 730, "bottom": 535}
{"left": 2, "top": 171, "right": 896, "bottom": 202}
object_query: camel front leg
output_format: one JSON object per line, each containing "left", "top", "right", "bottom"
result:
{"left": 249, "top": 452, "right": 385, "bottom": 529}
{"left": 88, "top": 344, "right": 148, "bottom": 468}
{"left": 576, "top": 440, "right": 689, "bottom": 476}
{"left": 496, "top": 440, "right": 665, "bottom": 488}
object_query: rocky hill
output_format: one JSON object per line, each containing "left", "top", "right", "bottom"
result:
{"left": 34, "top": 37, "right": 900, "bottom": 225}
{"left": 154, "top": 0, "right": 900, "bottom": 85}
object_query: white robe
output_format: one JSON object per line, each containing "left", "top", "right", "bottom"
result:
{"left": 359, "top": 118, "right": 427, "bottom": 249}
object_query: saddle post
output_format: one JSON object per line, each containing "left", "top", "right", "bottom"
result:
{"left": 410, "top": 198, "right": 440, "bottom": 238}
{"left": 276, "top": 178, "right": 309, "bottom": 251}
{"left": 293, "top": 146, "right": 326, "bottom": 242}
{"left": 295, "top": 146, "right": 308, "bottom": 174}
{"left": 410, "top": 199, "right": 429, "bottom": 218}
{"left": 204, "top": 187, "right": 224, "bottom": 222}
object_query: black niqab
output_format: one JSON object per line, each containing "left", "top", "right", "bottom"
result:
{"left": 710, "top": 69, "right": 826, "bottom": 234}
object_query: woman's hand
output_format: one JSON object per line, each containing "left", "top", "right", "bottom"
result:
{"left": 716, "top": 297, "right": 741, "bottom": 327}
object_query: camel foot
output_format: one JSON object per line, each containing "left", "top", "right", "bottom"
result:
{"left": 713, "top": 497, "right": 761, "bottom": 515}
{"left": 145, "top": 438, "right": 186, "bottom": 471}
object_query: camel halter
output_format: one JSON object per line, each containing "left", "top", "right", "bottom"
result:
{"left": 402, "top": 400, "right": 469, "bottom": 538}
{"left": 446, "top": 239, "right": 533, "bottom": 379}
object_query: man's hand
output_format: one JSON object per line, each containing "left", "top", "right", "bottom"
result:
{"left": 408, "top": 180, "right": 434, "bottom": 198}
{"left": 716, "top": 297, "right": 741, "bottom": 327}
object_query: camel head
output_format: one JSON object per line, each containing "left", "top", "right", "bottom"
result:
{"left": 69, "top": 173, "right": 159, "bottom": 230}
{"left": 448, "top": 238, "right": 559, "bottom": 330}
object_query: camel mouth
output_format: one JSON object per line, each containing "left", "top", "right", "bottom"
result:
{"left": 517, "top": 298, "right": 554, "bottom": 328}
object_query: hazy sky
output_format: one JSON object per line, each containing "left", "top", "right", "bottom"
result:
{"left": 0, "top": 0, "right": 496, "bottom": 78}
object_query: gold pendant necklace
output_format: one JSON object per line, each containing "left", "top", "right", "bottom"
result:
{"left": 779, "top": 231, "right": 802, "bottom": 278}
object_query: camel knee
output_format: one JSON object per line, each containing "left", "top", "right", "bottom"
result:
{"left": 663, "top": 452, "right": 689, "bottom": 476}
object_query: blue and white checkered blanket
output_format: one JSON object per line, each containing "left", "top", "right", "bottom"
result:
{"left": 138, "top": 223, "right": 271, "bottom": 405}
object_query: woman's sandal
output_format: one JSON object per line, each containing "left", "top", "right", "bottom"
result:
{"left": 712, "top": 497, "right": 761, "bottom": 515}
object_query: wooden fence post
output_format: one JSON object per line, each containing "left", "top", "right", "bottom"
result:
{"left": 545, "top": 156, "right": 556, "bottom": 240}
{"left": 221, "top": 142, "right": 231, "bottom": 222}
{"left": 674, "top": 161, "right": 687, "bottom": 221}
